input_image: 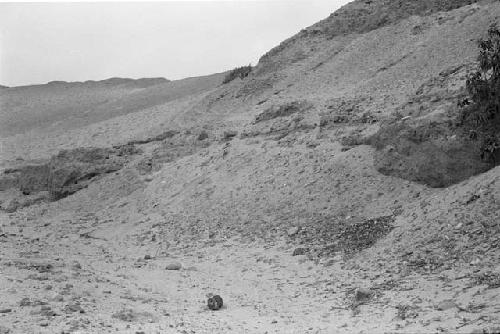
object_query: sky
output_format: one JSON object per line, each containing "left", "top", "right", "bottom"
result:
{"left": 0, "top": 1, "right": 350, "bottom": 87}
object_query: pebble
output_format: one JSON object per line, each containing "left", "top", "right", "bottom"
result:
{"left": 435, "top": 300, "right": 457, "bottom": 311}
{"left": 0, "top": 325, "right": 11, "bottom": 334}
{"left": 354, "top": 288, "right": 373, "bottom": 302}
{"left": 165, "top": 262, "right": 182, "bottom": 270}
{"left": 71, "top": 261, "right": 82, "bottom": 270}
{"left": 292, "top": 248, "right": 308, "bottom": 256}
{"left": 287, "top": 227, "right": 299, "bottom": 236}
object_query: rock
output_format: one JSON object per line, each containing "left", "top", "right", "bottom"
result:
{"left": 435, "top": 300, "right": 457, "bottom": 311}
{"left": 112, "top": 309, "right": 156, "bottom": 322}
{"left": 354, "top": 288, "right": 373, "bottom": 303}
{"left": 0, "top": 308, "right": 12, "bottom": 313}
{"left": 207, "top": 295, "right": 223, "bottom": 311}
{"left": 223, "top": 130, "right": 238, "bottom": 140}
{"left": 51, "top": 294, "right": 64, "bottom": 302}
{"left": 144, "top": 255, "right": 152, "bottom": 260}
{"left": 31, "top": 305, "right": 57, "bottom": 317}
{"left": 197, "top": 131, "right": 209, "bottom": 141}
{"left": 165, "top": 262, "right": 182, "bottom": 270}
{"left": 19, "top": 297, "right": 31, "bottom": 306}
{"left": 71, "top": 261, "right": 82, "bottom": 270}
{"left": 292, "top": 247, "right": 308, "bottom": 256}
{"left": 287, "top": 226, "right": 300, "bottom": 236}
{"left": 64, "top": 303, "right": 85, "bottom": 314}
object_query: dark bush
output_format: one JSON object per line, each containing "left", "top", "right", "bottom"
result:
{"left": 222, "top": 65, "right": 252, "bottom": 84}
{"left": 460, "top": 24, "right": 500, "bottom": 163}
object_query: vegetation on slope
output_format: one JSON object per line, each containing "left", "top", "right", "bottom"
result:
{"left": 460, "top": 24, "right": 500, "bottom": 163}
{"left": 222, "top": 65, "right": 252, "bottom": 84}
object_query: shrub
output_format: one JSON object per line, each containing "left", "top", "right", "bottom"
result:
{"left": 460, "top": 24, "right": 500, "bottom": 162}
{"left": 222, "top": 65, "right": 252, "bottom": 84}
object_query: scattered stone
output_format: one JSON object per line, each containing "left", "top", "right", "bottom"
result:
{"left": 395, "top": 304, "right": 419, "bottom": 320}
{"left": 435, "top": 300, "right": 457, "bottom": 311}
{"left": 207, "top": 295, "right": 223, "bottom": 311}
{"left": 31, "top": 305, "right": 57, "bottom": 317}
{"left": 27, "top": 273, "right": 50, "bottom": 281}
{"left": 51, "top": 294, "right": 64, "bottom": 302}
{"left": 112, "top": 309, "right": 156, "bottom": 322}
{"left": 165, "top": 262, "right": 182, "bottom": 270}
{"left": 292, "top": 247, "right": 308, "bottom": 256}
{"left": 19, "top": 297, "right": 31, "bottom": 306}
{"left": 354, "top": 288, "right": 373, "bottom": 303}
{"left": 71, "top": 261, "right": 82, "bottom": 270}
{"left": 473, "top": 271, "right": 500, "bottom": 288}
{"left": 223, "top": 130, "right": 238, "bottom": 140}
{"left": 64, "top": 303, "right": 85, "bottom": 314}
{"left": 287, "top": 226, "right": 300, "bottom": 236}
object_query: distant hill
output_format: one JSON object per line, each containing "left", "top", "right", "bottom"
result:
{"left": 0, "top": 74, "right": 222, "bottom": 137}
{"left": 46, "top": 77, "right": 169, "bottom": 89}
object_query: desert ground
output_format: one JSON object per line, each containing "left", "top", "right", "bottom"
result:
{"left": 1, "top": 0, "right": 500, "bottom": 333}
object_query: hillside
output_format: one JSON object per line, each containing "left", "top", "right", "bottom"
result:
{"left": 0, "top": 1, "right": 499, "bottom": 333}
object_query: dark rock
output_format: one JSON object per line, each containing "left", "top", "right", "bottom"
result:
{"left": 207, "top": 295, "right": 223, "bottom": 310}
{"left": 0, "top": 308, "right": 12, "bottom": 313}
{"left": 197, "top": 131, "right": 209, "bottom": 141}
{"left": 354, "top": 288, "right": 373, "bottom": 303}
{"left": 292, "top": 247, "right": 309, "bottom": 256}
{"left": 0, "top": 147, "right": 128, "bottom": 202}
{"left": 223, "top": 130, "right": 238, "bottom": 140}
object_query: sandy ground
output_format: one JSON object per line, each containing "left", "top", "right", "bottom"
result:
{"left": 1, "top": 201, "right": 499, "bottom": 334}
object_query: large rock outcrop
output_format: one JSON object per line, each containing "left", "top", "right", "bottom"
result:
{"left": 0, "top": 146, "right": 136, "bottom": 203}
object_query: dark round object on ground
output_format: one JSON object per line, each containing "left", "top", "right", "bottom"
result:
{"left": 207, "top": 295, "right": 223, "bottom": 310}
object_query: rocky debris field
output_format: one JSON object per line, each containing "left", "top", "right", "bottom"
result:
{"left": 0, "top": 205, "right": 499, "bottom": 334}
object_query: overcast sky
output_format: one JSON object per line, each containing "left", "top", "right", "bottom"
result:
{"left": 0, "top": 1, "right": 350, "bottom": 87}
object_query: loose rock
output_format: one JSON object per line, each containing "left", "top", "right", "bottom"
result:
{"left": 207, "top": 295, "right": 223, "bottom": 311}
{"left": 287, "top": 226, "right": 300, "bottom": 236}
{"left": 165, "top": 262, "right": 182, "bottom": 270}
{"left": 435, "top": 300, "right": 457, "bottom": 311}
{"left": 292, "top": 247, "right": 308, "bottom": 256}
